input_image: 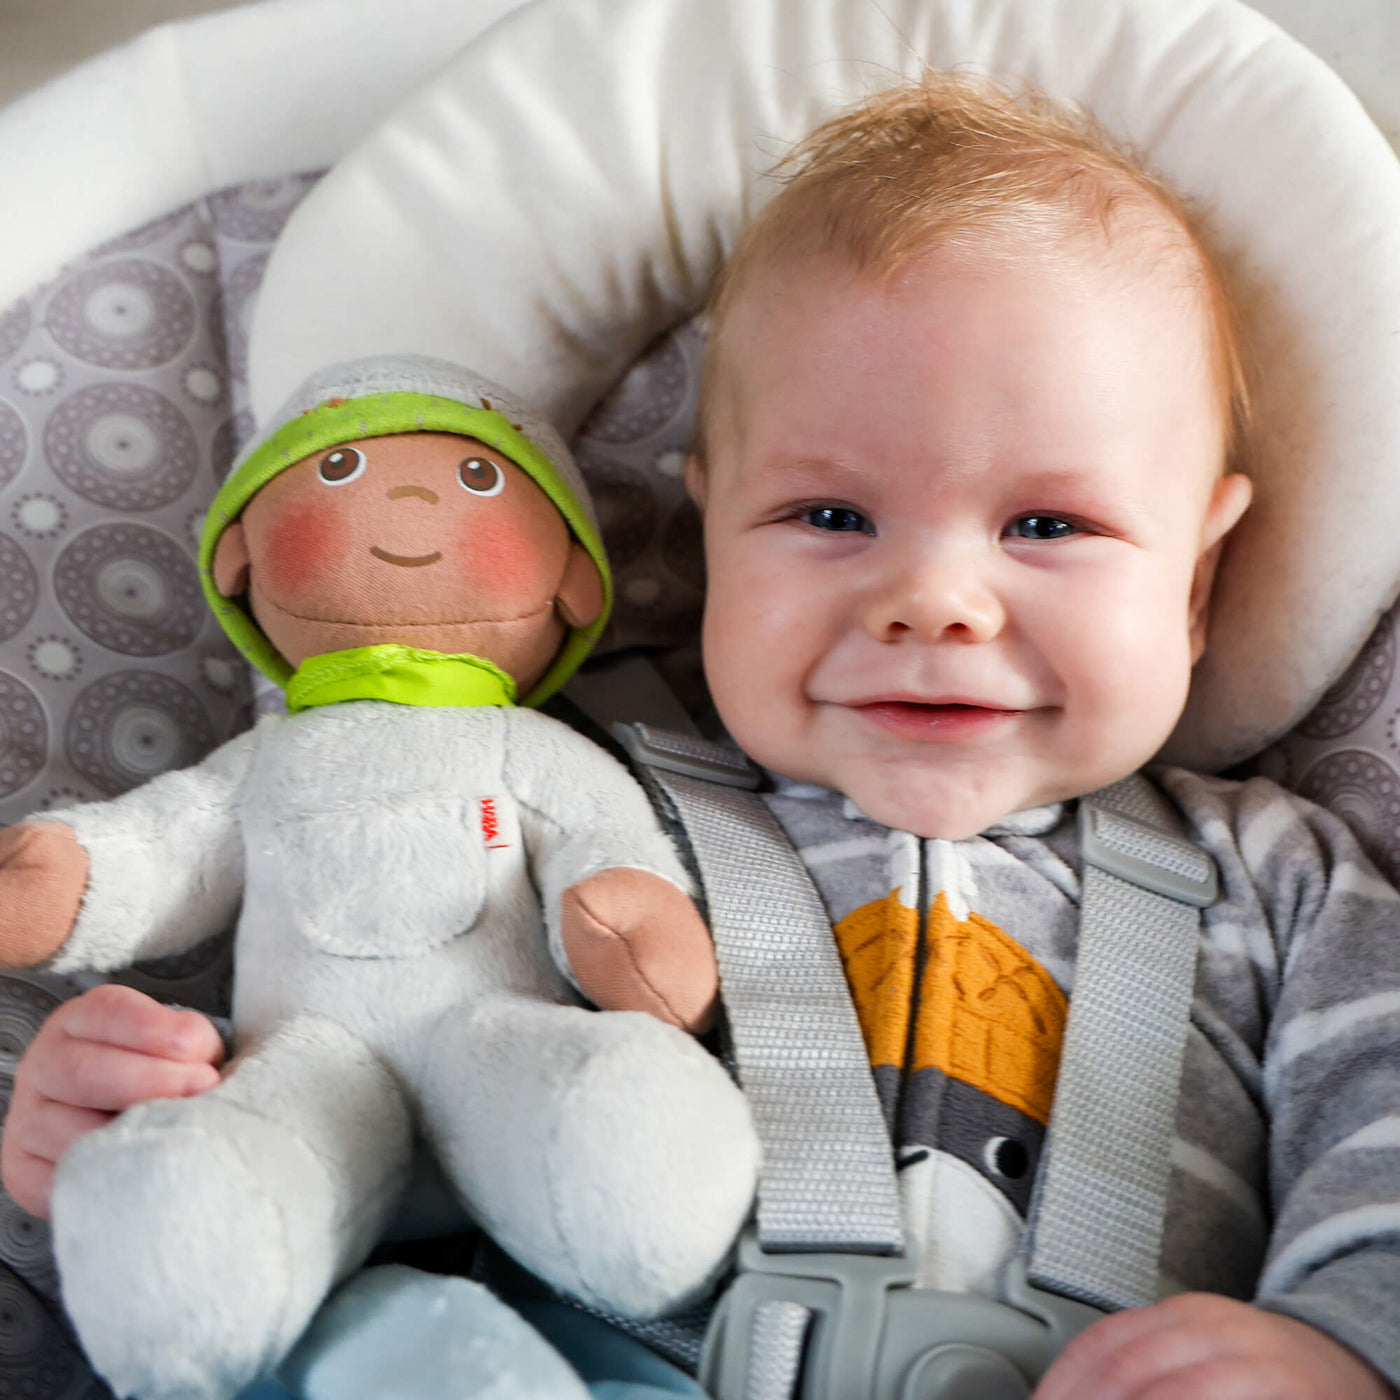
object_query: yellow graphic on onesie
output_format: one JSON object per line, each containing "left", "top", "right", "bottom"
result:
{"left": 835, "top": 892, "right": 1066, "bottom": 1126}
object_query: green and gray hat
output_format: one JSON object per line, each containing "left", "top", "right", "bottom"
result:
{"left": 198, "top": 355, "right": 611, "bottom": 707}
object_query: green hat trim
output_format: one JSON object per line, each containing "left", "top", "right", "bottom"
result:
{"left": 198, "top": 391, "right": 611, "bottom": 708}
{"left": 286, "top": 646, "right": 517, "bottom": 714}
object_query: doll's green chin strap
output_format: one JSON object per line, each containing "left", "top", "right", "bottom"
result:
{"left": 285, "top": 646, "right": 518, "bottom": 715}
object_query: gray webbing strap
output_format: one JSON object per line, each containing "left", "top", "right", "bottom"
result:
{"left": 617, "top": 726, "right": 1213, "bottom": 1313}
{"left": 615, "top": 723, "right": 905, "bottom": 1255}
{"left": 1025, "top": 775, "right": 1216, "bottom": 1311}
{"left": 744, "top": 1301, "right": 810, "bottom": 1400}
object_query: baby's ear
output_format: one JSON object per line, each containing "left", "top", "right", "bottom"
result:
{"left": 556, "top": 541, "right": 604, "bottom": 629}
{"left": 1190, "top": 472, "right": 1253, "bottom": 662}
{"left": 211, "top": 521, "right": 251, "bottom": 598}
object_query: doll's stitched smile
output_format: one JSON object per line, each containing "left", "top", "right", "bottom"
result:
{"left": 369, "top": 547, "right": 444, "bottom": 568}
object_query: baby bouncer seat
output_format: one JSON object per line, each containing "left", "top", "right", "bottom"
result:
{"left": 3, "top": 0, "right": 1400, "bottom": 1393}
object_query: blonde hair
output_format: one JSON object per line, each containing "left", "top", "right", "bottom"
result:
{"left": 698, "top": 74, "right": 1251, "bottom": 470}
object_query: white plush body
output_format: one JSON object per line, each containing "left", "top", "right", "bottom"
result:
{"left": 41, "top": 702, "right": 759, "bottom": 1400}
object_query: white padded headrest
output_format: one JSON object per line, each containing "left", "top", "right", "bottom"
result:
{"left": 249, "top": 0, "right": 1400, "bottom": 772}
{"left": 0, "top": 0, "right": 526, "bottom": 314}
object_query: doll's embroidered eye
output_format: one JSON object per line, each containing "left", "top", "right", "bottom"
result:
{"left": 317, "top": 447, "right": 366, "bottom": 485}
{"left": 458, "top": 457, "right": 505, "bottom": 497}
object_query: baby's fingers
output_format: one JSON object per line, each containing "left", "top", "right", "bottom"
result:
{"left": 20, "top": 1033, "right": 220, "bottom": 1113}
{"left": 2, "top": 1091, "right": 111, "bottom": 1201}
{"left": 1, "top": 1075, "right": 114, "bottom": 1218}
{"left": 1034, "top": 1298, "right": 1225, "bottom": 1400}
{"left": 0, "top": 1139, "right": 57, "bottom": 1220}
{"left": 52, "top": 983, "right": 224, "bottom": 1065}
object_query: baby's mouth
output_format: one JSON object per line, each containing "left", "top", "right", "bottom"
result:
{"left": 851, "top": 699, "right": 1024, "bottom": 739}
{"left": 369, "top": 546, "right": 443, "bottom": 568}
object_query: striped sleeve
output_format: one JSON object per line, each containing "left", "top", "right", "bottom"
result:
{"left": 1191, "top": 776, "right": 1400, "bottom": 1385}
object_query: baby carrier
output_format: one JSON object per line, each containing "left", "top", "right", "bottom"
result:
{"left": 3, "top": 0, "right": 1400, "bottom": 1394}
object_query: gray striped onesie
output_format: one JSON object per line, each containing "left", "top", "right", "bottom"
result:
{"left": 760, "top": 764, "right": 1400, "bottom": 1384}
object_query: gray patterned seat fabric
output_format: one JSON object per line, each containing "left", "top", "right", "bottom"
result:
{"left": 3, "top": 167, "right": 1400, "bottom": 1393}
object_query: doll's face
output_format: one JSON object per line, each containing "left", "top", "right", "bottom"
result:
{"left": 218, "top": 432, "right": 600, "bottom": 691}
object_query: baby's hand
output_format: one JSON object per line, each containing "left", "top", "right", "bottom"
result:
{"left": 1, "top": 984, "right": 223, "bottom": 1218}
{"left": 559, "top": 868, "right": 719, "bottom": 1034}
{"left": 1034, "top": 1292, "right": 1397, "bottom": 1400}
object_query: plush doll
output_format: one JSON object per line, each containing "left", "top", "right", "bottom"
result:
{"left": 0, "top": 356, "right": 760, "bottom": 1400}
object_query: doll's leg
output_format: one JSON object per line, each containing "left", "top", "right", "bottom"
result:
{"left": 51, "top": 1015, "right": 413, "bottom": 1400}
{"left": 420, "top": 996, "right": 759, "bottom": 1319}
{"left": 274, "top": 1264, "right": 591, "bottom": 1400}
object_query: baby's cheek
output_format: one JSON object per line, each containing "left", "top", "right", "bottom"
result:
{"left": 453, "top": 512, "right": 553, "bottom": 608}
{"left": 256, "top": 499, "right": 350, "bottom": 601}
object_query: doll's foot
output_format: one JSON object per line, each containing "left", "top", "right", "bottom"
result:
{"left": 52, "top": 1017, "right": 411, "bottom": 1400}
{"left": 277, "top": 1265, "right": 591, "bottom": 1400}
{"left": 425, "top": 998, "right": 759, "bottom": 1318}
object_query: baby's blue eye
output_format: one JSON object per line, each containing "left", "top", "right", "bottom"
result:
{"left": 805, "top": 506, "right": 871, "bottom": 533}
{"left": 1006, "top": 515, "right": 1077, "bottom": 541}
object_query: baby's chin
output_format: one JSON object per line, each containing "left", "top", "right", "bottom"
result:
{"left": 784, "top": 751, "right": 1075, "bottom": 840}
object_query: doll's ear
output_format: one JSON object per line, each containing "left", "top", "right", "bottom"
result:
{"left": 555, "top": 541, "right": 604, "bottom": 629}
{"left": 211, "top": 521, "right": 251, "bottom": 597}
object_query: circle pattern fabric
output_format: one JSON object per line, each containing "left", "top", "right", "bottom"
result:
{"left": 65, "top": 670, "right": 215, "bottom": 795}
{"left": 0, "top": 400, "right": 26, "bottom": 490}
{"left": 45, "top": 260, "right": 196, "bottom": 371}
{"left": 0, "top": 533, "right": 39, "bottom": 644}
{"left": 0, "top": 305, "right": 31, "bottom": 364}
{"left": 581, "top": 332, "right": 689, "bottom": 444}
{"left": 0, "top": 171, "right": 318, "bottom": 828}
{"left": 55, "top": 523, "right": 204, "bottom": 657}
{"left": 1294, "top": 747, "right": 1400, "bottom": 878}
{"left": 209, "top": 175, "right": 320, "bottom": 242}
{"left": 0, "top": 672, "right": 46, "bottom": 801}
{"left": 1295, "top": 614, "right": 1396, "bottom": 740}
{"left": 572, "top": 320, "right": 709, "bottom": 652}
{"left": 0, "top": 977, "right": 61, "bottom": 1074}
{"left": 1262, "top": 600, "right": 1400, "bottom": 887}
{"left": 45, "top": 383, "right": 198, "bottom": 511}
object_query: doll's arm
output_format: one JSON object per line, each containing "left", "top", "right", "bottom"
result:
{"left": 0, "top": 726, "right": 259, "bottom": 974}
{"left": 505, "top": 713, "right": 718, "bottom": 1032}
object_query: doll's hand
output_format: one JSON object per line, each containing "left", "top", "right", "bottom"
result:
{"left": 559, "top": 869, "right": 719, "bottom": 1033}
{"left": 0, "top": 823, "right": 88, "bottom": 967}
{"left": 0, "top": 985, "right": 224, "bottom": 1218}
{"left": 1033, "top": 1293, "right": 1397, "bottom": 1400}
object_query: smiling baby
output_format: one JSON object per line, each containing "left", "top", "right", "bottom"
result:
{"left": 682, "top": 76, "right": 1400, "bottom": 1400}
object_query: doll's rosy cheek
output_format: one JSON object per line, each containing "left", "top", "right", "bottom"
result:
{"left": 453, "top": 510, "right": 539, "bottom": 599}
{"left": 257, "top": 499, "right": 351, "bottom": 597}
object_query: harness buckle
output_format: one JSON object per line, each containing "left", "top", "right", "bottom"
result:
{"left": 1078, "top": 802, "right": 1218, "bottom": 907}
{"left": 700, "top": 1232, "right": 1104, "bottom": 1400}
{"left": 611, "top": 722, "right": 763, "bottom": 790}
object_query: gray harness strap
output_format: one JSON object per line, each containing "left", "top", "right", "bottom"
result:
{"left": 1028, "top": 778, "right": 1216, "bottom": 1311}
{"left": 615, "top": 723, "right": 904, "bottom": 1255}
{"left": 615, "top": 724, "right": 1214, "bottom": 1393}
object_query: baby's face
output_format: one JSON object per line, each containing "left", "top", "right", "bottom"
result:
{"left": 692, "top": 243, "right": 1251, "bottom": 838}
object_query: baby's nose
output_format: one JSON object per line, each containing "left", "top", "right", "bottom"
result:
{"left": 863, "top": 558, "right": 1005, "bottom": 644}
